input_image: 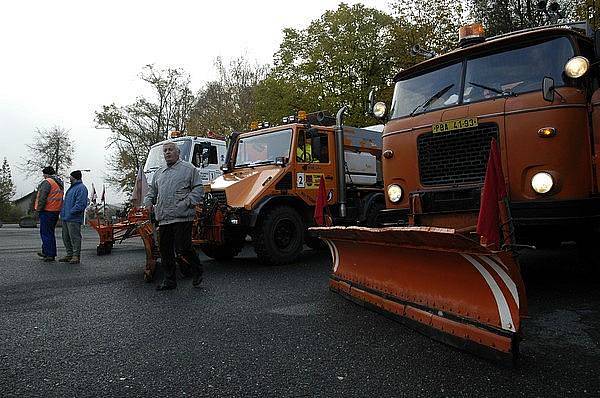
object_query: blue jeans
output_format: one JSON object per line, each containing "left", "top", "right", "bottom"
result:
{"left": 39, "top": 211, "right": 59, "bottom": 257}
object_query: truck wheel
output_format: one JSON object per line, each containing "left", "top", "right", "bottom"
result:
{"left": 364, "top": 200, "right": 385, "bottom": 227}
{"left": 254, "top": 206, "right": 304, "bottom": 265}
{"left": 200, "top": 243, "right": 243, "bottom": 261}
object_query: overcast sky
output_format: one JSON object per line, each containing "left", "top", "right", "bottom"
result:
{"left": 0, "top": 0, "right": 391, "bottom": 204}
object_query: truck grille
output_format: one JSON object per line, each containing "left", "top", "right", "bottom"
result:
{"left": 417, "top": 123, "right": 498, "bottom": 186}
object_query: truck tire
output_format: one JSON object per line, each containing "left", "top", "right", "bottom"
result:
{"left": 200, "top": 243, "right": 243, "bottom": 261}
{"left": 253, "top": 205, "right": 304, "bottom": 265}
{"left": 364, "top": 200, "right": 385, "bottom": 227}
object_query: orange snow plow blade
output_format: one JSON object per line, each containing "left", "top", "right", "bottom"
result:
{"left": 311, "top": 225, "right": 527, "bottom": 363}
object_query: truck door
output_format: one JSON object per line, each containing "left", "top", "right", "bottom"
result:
{"left": 192, "top": 142, "right": 220, "bottom": 183}
{"left": 294, "top": 128, "right": 336, "bottom": 205}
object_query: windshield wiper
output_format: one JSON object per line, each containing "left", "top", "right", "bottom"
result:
{"left": 468, "top": 81, "right": 517, "bottom": 97}
{"left": 409, "top": 84, "right": 454, "bottom": 117}
{"left": 235, "top": 160, "right": 275, "bottom": 168}
{"left": 144, "top": 166, "right": 160, "bottom": 173}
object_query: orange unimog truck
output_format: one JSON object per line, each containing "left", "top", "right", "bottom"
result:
{"left": 196, "top": 111, "right": 384, "bottom": 265}
{"left": 312, "top": 22, "right": 599, "bottom": 362}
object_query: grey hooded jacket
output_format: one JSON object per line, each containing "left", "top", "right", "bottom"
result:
{"left": 143, "top": 160, "right": 204, "bottom": 225}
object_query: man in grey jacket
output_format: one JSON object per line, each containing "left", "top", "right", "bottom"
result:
{"left": 143, "top": 142, "right": 204, "bottom": 291}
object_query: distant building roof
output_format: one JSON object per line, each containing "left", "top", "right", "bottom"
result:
{"left": 13, "top": 191, "right": 36, "bottom": 205}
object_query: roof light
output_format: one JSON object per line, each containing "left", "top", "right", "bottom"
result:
{"left": 458, "top": 23, "right": 485, "bottom": 46}
{"left": 250, "top": 121, "right": 259, "bottom": 130}
{"left": 282, "top": 117, "right": 289, "bottom": 123}
{"left": 170, "top": 131, "right": 183, "bottom": 138}
{"left": 297, "top": 110, "right": 307, "bottom": 121}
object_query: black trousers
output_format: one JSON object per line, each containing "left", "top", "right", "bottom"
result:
{"left": 158, "top": 222, "right": 202, "bottom": 285}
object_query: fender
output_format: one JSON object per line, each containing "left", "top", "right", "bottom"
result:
{"left": 249, "top": 195, "right": 309, "bottom": 227}
{"left": 359, "top": 192, "right": 385, "bottom": 223}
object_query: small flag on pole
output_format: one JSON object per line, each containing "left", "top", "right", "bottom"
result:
{"left": 314, "top": 176, "right": 327, "bottom": 226}
{"left": 90, "top": 183, "right": 97, "bottom": 204}
{"left": 131, "top": 166, "right": 149, "bottom": 208}
{"left": 101, "top": 185, "right": 106, "bottom": 203}
{"left": 476, "top": 138, "right": 508, "bottom": 250}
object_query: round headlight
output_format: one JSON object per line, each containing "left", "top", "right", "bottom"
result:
{"left": 531, "top": 172, "right": 553, "bottom": 194}
{"left": 564, "top": 56, "right": 589, "bottom": 79}
{"left": 387, "top": 184, "right": 403, "bottom": 203}
{"left": 373, "top": 102, "right": 387, "bottom": 118}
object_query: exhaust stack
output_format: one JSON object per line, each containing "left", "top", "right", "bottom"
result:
{"left": 335, "top": 106, "right": 349, "bottom": 218}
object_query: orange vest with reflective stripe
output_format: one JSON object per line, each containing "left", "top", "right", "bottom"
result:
{"left": 35, "top": 178, "right": 64, "bottom": 211}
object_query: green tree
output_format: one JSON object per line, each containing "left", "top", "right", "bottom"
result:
{"left": 20, "top": 126, "right": 74, "bottom": 179}
{"left": 0, "top": 158, "right": 16, "bottom": 220}
{"left": 95, "top": 64, "right": 195, "bottom": 194}
{"left": 188, "top": 56, "right": 269, "bottom": 136}
{"left": 257, "top": 3, "right": 403, "bottom": 126}
{"left": 392, "top": 0, "right": 466, "bottom": 58}
{"left": 468, "top": 0, "right": 582, "bottom": 36}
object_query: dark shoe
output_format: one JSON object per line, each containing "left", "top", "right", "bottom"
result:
{"left": 43, "top": 257, "right": 55, "bottom": 262}
{"left": 37, "top": 252, "right": 46, "bottom": 258}
{"left": 192, "top": 272, "right": 203, "bottom": 287}
{"left": 156, "top": 283, "right": 177, "bottom": 291}
{"left": 58, "top": 256, "right": 72, "bottom": 263}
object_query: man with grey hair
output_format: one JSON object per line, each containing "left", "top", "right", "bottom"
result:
{"left": 143, "top": 142, "right": 204, "bottom": 290}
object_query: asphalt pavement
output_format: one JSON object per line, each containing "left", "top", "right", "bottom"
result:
{"left": 0, "top": 225, "right": 599, "bottom": 397}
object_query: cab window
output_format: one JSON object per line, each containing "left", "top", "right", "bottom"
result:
{"left": 192, "top": 144, "right": 218, "bottom": 167}
{"left": 296, "top": 130, "right": 329, "bottom": 163}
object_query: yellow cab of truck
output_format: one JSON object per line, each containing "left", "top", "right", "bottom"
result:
{"left": 196, "top": 111, "right": 384, "bottom": 265}
{"left": 371, "top": 22, "right": 599, "bottom": 247}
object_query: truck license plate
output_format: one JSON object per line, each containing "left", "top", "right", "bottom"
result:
{"left": 432, "top": 117, "right": 478, "bottom": 134}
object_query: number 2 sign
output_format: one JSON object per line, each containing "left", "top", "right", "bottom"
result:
{"left": 296, "top": 173, "right": 305, "bottom": 188}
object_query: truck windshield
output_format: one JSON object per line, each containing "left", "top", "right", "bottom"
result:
{"left": 390, "top": 36, "right": 576, "bottom": 119}
{"left": 463, "top": 37, "right": 574, "bottom": 102}
{"left": 144, "top": 140, "right": 191, "bottom": 172}
{"left": 391, "top": 62, "right": 462, "bottom": 119}
{"left": 234, "top": 129, "right": 292, "bottom": 168}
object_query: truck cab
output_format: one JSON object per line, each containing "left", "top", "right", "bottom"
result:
{"left": 371, "top": 22, "right": 599, "bottom": 246}
{"left": 198, "top": 112, "right": 383, "bottom": 265}
{"left": 144, "top": 135, "right": 227, "bottom": 185}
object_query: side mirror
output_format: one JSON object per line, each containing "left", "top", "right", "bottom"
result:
{"left": 542, "top": 76, "right": 555, "bottom": 102}
{"left": 275, "top": 156, "right": 286, "bottom": 166}
{"left": 367, "top": 87, "right": 376, "bottom": 115}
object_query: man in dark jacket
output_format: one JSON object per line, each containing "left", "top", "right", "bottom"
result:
{"left": 143, "top": 142, "right": 204, "bottom": 291}
{"left": 35, "top": 166, "right": 64, "bottom": 261}
{"left": 59, "top": 170, "right": 89, "bottom": 264}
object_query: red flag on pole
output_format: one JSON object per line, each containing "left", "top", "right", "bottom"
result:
{"left": 314, "top": 176, "right": 327, "bottom": 226}
{"left": 476, "top": 138, "right": 507, "bottom": 249}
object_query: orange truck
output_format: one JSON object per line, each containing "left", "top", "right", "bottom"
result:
{"left": 313, "top": 22, "right": 599, "bottom": 362}
{"left": 196, "top": 111, "right": 384, "bottom": 265}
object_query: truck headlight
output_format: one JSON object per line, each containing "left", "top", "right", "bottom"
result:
{"left": 387, "top": 184, "right": 403, "bottom": 203}
{"left": 373, "top": 102, "right": 387, "bottom": 118}
{"left": 531, "top": 172, "right": 553, "bottom": 194}
{"left": 564, "top": 56, "right": 589, "bottom": 79}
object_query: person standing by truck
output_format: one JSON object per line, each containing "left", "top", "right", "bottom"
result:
{"left": 143, "top": 142, "right": 204, "bottom": 291}
{"left": 59, "top": 170, "right": 89, "bottom": 264}
{"left": 35, "top": 166, "right": 64, "bottom": 262}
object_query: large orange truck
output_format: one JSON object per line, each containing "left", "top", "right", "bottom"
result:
{"left": 312, "top": 22, "right": 599, "bottom": 362}
{"left": 196, "top": 111, "right": 384, "bottom": 265}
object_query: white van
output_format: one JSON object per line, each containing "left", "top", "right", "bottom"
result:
{"left": 144, "top": 136, "right": 227, "bottom": 184}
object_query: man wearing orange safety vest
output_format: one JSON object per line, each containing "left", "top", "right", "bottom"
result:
{"left": 35, "top": 166, "right": 64, "bottom": 261}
